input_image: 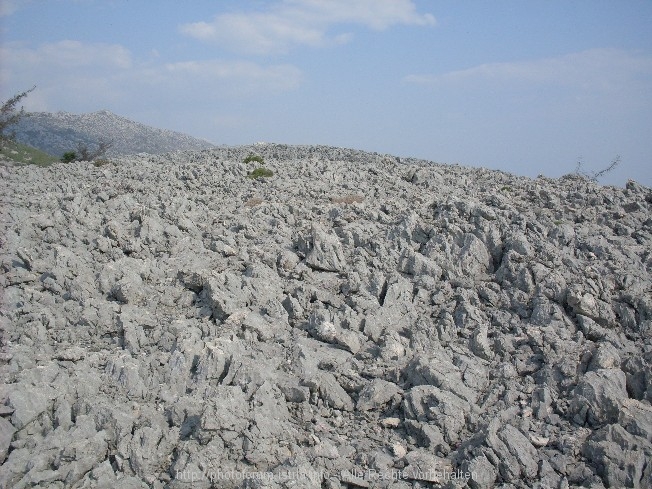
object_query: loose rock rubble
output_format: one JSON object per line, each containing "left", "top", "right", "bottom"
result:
{"left": 1, "top": 144, "right": 651, "bottom": 488}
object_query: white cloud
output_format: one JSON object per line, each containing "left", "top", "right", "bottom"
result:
{"left": 0, "top": 0, "right": 30, "bottom": 16}
{"left": 404, "top": 48, "right": 652, "bottom": 92}
{"left": 283, "top": 0, "right": 435, "bottom": 29}
{"left": 180, "top": 12, "right": 325, "bottom": 55}
{"left": 179, "top": 0, "right": 435, "bottom": 55}
{"left": 162, "top": 60, "right": 303, "bottom": 93}
{"left": 2, "top": 40, "right": 132, "bottom": 71}
{"left": 0, "top": 40, "right": 134, "bottom": 110}
{"left": 0, "top": 40, "right": 303, "bottom": 113}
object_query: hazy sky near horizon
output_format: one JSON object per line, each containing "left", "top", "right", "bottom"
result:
{"left": 1, "top": 0, "right": 651, "bottom": 186}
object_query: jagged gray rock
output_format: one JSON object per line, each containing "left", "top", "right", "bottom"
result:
{"left": 1, "top": 143, "right": 651, "bottom": 488}
{"left": 571, "top": 369, "right": 628, "bottom": 426}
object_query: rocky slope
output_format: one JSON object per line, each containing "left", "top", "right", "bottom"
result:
{"left": 1, "top": 144, "right": 651, "bottom": 489}
{"left": 11, "top": 110, "right": 215, "bottom": 158}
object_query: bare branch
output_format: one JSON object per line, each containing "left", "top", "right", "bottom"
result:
{"left": 0, "top": 86, "right": 36, "bottom": 147}
{"left": 592, "top": 155, "right": 621, "bottom": 181}
{"left": 574, "top": 155, "right": 621, "bottom": 182}
{"left": 74, "top": 139, "right": 114, "bottom": 161}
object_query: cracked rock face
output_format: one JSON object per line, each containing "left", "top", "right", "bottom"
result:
{"left": 1, "top": 144, "right": 652, "bottom": 489}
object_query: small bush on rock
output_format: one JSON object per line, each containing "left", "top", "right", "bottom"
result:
{"left": 247, "top": 167, "right": 273, "bottom": 179}
{"left": 62, "top": 140, "right": 113, "bottom": 163}
{"left": 244, "top": 154, "right": 264, "bottom": 164}
{"left": 61, "top": 151, "right": 77, "bottom": 163}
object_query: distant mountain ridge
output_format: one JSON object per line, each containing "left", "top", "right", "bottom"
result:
{"left": 12, "top": 110, "right": 216, "bottom": 158}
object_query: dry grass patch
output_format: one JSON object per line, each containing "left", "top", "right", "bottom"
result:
{"left": 244, "top": 197, "right": 264, "bottom": 208}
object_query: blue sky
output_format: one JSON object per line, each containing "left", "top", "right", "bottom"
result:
{"left": 1, "top": 0, "right": 651, "bottom": 186}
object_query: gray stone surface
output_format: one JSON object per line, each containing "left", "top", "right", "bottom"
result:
{"left": 571, "top": 369, "right": 628, "bottom": 426}
{"left": 1, "top": 144, "right": 651, "bottom": 487}
{"left": 0, "top": 416, "right": 15, "bottom": 464}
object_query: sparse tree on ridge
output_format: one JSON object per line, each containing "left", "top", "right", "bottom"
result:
{"left": 75, "top": 140, "right": 113, "bottom": 161}
{"left": 0, "top": 86, "right": 36, "bottom": 149}
{"left": 62, "top": 140, "right": 114, "bottom": 162}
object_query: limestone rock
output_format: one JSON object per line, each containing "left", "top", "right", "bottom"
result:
{"left": 305, "top": 223, "right": 346, "bottom": 272}
{"left": 571, "top": 369, "right": 628, "bottom": 426}
{"left": 356, "top": 379, "right": 402, "bottom": 412}
{"left": 0, "top": 417, "right": 16, "bottom": 464}
{"left": 1, "top": 144, "right": 651, "bottom": 487}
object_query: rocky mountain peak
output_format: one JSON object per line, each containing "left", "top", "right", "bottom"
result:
{"left": 12, "top": 110, "right": 215, "bottom": 158}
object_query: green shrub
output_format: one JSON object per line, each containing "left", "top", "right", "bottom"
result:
{"left": 92, "top": 158, "right": 111, "bottom": 167}
{"left": 63, "top": 140, "right": 113, "bottom": 162}
{"left": 244, "top": 154, "right": 264, "bottom": 164}
{"left": 247, "top": 167, "right": 273, "bottom": 179}
{"left": 61, "top": 151, "right": 77, "bottom": 163}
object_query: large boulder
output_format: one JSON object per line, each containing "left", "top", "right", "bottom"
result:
{"left": 571, "top": 369, "right": 628, "bottom": 426}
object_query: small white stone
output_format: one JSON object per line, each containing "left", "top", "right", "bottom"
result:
{"left": 391, "top": 442, "right": 407, "bottom": 458}
{"left": 530, "top": 434, "right": 549, "bottom": 447}
{"left": 380, "top": 417, "right": 401, "bottom": 428}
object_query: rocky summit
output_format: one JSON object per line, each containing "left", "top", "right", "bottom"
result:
{"left": 12, "top": 110, "right": 216, "bottom": 158}
{"left": 1, "top": 144, "right": 651, "bottom": 489}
